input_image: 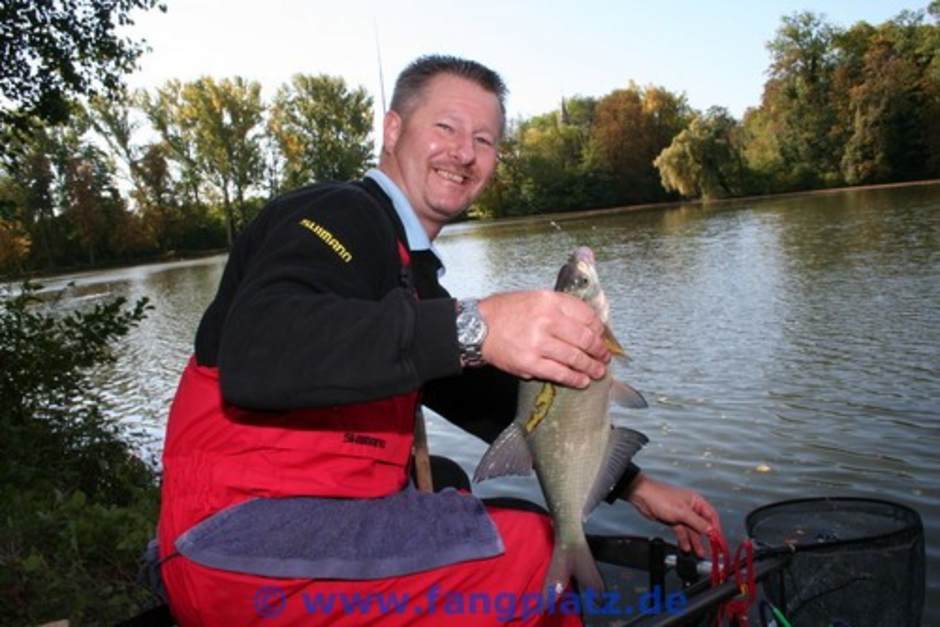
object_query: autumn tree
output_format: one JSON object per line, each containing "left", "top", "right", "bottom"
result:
{"left": 2, "top": 123, "right": 63, "bottom": 269}
{"left": 0, "top": 178, "right": 31, "bottom": 273}
{"left": 837, "top": 11, "right": 940, "bottom": 183}
{"left": 62, "top": 147, "right": 118, "bottom": 265}
{"left": 590, "top": 84, "right": 692, "bottom": 203}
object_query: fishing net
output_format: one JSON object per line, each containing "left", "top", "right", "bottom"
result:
{"left": 746, "top": 497, "right": 924, "bottom": 627}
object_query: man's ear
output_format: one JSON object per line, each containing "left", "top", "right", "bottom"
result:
{"left": 383, "top": 110, "right": 402, "bottom": 154}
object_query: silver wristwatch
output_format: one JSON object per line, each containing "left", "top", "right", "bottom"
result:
{"left": 456, "top": 298, "right": 487, "bottom": 368}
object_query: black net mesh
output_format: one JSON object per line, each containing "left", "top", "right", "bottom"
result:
{"left": 746, "top": 498, "right": 924, "bottom": 627}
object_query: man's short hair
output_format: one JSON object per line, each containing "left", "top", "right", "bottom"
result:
{"left": 389, "top": 55, "right": 507, "bottom": 135}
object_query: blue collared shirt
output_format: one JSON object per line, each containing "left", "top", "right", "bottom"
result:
{"left": 365, "top": 168, "right": 446, "bottom": 275}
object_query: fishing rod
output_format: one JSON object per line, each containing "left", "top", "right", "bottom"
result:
{"left": 373, "top": 19, "right": 387, "bottom": 115}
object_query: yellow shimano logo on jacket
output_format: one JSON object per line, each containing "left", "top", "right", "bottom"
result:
{"left": 299, "top": 219, "right": 352, "bottom": 263}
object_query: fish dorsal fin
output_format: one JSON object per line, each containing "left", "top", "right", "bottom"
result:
{"left": 582, "top": 426, "right": 649, "bottom": 519}
{"left": 602, "top": 325, "right": 630, "bottom": 361}
{"left": 610, "top": 379, "right": 648, "bottom": 409}
{"left": 472, "top": 422, "right": 533, "bottom": 482}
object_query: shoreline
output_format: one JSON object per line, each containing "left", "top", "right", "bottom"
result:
{"left": 1, "top": 248, "right": 228, "bottom": 284}
{"left": 445, "top": 177, "right": 940, "bottom": 235}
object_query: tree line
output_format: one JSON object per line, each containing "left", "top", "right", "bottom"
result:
{"left": 476, "top": 5, "right": 940, "bottom": 217}
{"left": 0, "top": 74, "right": 374, "bottom": 274}
{"left": 2, "top": 5, "right": 938, "bottom": 276}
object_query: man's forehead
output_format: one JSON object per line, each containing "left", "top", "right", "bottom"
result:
{"left": 413, "top": 75, "right": 503, "bottom": 131}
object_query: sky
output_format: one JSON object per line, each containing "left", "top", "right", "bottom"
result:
{"left": 124, "top": 0, "right": 924, "bottom": 144}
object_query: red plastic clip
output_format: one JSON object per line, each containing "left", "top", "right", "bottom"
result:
{"left": 707, "top": 529, "right": 756, "bottom": 626}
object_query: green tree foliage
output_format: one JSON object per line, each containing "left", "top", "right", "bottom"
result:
{"left": 0, "top": 0, "right": 165, "bottom": 141}
{"left": 761, "top": 12, "right": 842, "bottom": 188}
{"left": 269, "top": 74, "right": 375, "bottom": 188}
{"left": 179, "top": 77, "right": 265, "bottom": 246}
{"left": 474, "top": 97, "right": 616, "bottom": 217}
{"left": 655, "top": 107, "right": 747, "bottom": 199}
{"left": 135, "top": 82, "right": 229, "bottom": 252}
{"left": 738, "top": 8, "right": 940, "bottom": 192}
{"left": 739, "top": 107, "right": 783, "bottom": 194}
{"left": 0, "top": 283, "right": 158, "bottom": 624}
{"left": 138, "top": 81, "right": 207, "bottom": 210}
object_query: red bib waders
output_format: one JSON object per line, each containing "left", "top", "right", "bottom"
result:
{"left": 157, "top": 243, "right": 581, "bottom": 626}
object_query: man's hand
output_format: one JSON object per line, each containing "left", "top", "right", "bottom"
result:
{"left": 477, "top": 290, "right": 610, "bottom": 388}
{"left": 624, "top": 474, "right": 721, "bottom": 557}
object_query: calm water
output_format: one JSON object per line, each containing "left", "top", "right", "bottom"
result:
{"left": 26, "top": 183, "right": 940, "bottom": 621}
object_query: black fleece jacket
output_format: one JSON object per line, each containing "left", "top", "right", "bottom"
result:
{"left": 193, "top": 177, "right": 638, "bottom": 490}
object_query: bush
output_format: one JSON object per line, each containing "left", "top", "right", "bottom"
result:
{"left": 0, "top": 282, "right": 160, "bottom": 625}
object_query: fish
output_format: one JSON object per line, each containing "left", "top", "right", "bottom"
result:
{"left": 473, "top": 245, "right": 649, "bottom": 598}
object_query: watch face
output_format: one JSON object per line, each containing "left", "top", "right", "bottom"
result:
{"left": 458, "top": 306, "right": 486, "bottom": 345}
{"left": 465, "top": 316, "right": 485, "bottom": 344}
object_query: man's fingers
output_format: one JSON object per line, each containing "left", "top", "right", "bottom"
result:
{"left": 561, "top": 320, "right": 610, "bottom": 362}
{"left": 540, "top": 338, "right": 606, "bottom": 382}
{"left": 531, "top": 358, "right": 590, "bottom": 389}
{"left": 547, "top": 314, "right": 610, "bottom": 368}
{"left": 673, "top": 504, "right": 712, "bottom": 537}
{"left": 673, "top": 526, "right": 692, "bottom": 554}
{"left": 688, "top": 527, "right": 707, "bottom": 558}
{"left": 691, "top": 496, "right": 722, "bottom": 534}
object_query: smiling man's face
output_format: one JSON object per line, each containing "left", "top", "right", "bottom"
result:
{"left": 380, "top": 73, "right": 502, "bottom": 239}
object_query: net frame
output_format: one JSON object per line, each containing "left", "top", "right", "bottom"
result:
{"left": 745, "top": 497, "right": 924, "bottom": 627}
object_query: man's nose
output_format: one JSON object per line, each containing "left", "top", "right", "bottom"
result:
{"left": 449, "top": 130, "right": 475, "bottom": 164}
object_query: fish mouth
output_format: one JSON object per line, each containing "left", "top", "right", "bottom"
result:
{"left": 573, "top": 246, "right": 595, "bottom": 266}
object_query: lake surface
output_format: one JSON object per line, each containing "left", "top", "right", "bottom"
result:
{"left": 24, "top": 182, "right": 940, "bottom": 621}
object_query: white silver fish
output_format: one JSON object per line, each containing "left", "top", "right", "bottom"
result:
{"left": 474, "top": 246, "right": 649, "bottom": 597}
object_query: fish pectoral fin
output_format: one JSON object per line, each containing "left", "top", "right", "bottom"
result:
{"left": 472, "top": 422, "right": 533, "bottom": 483}
{"left": 582, "top": 426, "right": 649, "bottom": 519}
{"left": 610, "top": 379, "right": 649, "bottom": 409}
{"left": 602, "top": 325, "right": 630, "bottom": 360}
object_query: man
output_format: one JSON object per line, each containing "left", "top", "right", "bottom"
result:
{"left": 157, "top": 55, "right": 719, "bottom": 626}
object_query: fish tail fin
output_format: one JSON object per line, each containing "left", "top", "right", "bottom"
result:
{"left": 543, "top": 536, "right": 604, "bottom": 600}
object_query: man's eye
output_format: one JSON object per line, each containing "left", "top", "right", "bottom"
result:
{"left": 436, "top": 123, "right": 454, "bottom": 133}
{"left": 475, "top": 136, "right": 493, "bottom": 147}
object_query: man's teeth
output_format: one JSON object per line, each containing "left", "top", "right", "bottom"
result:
{"left": 435, "top": 169, "right": 466, "bottom": 184}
